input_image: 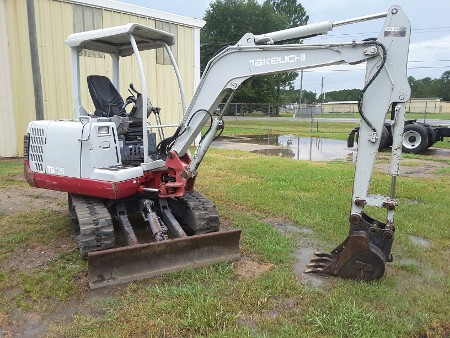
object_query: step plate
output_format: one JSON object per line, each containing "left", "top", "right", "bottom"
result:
{"left": 88, "top": 229, "right": 241, "bottom": 289}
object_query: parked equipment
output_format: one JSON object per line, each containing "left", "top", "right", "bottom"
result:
{"left": 25, "top": 6, "right": 411, "bottom": 287}
{"left": 348, "top": 120, "right": 450, "bottom": 153}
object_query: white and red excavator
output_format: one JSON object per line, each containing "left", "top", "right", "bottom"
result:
{"left": 24, "top": 6, "right": 410, "bottom": 288}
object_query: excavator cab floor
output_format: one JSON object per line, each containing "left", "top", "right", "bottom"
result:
{"left": 88, "top": 229, "right": 241, "bottom": 289}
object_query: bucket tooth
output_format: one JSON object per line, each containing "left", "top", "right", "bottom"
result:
{"left": 308, "top": 256, "right": 334, "bottom": 264}
{"left": 313, "top": 252, "right": 334, "bottom": 259}
{"left": 304, "top": 267, "right": 324, "bottom": 274}
{"left": 306, "top": 262, "right": 328, "bottom": 269}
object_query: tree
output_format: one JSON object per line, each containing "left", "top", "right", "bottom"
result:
{"left": 437, "top": 71, "right": 450, "bottom": 101}
{"left": 269, "top": 0, "right": 309, "bottom": 113}
{"left": 323, "top": 89, "right": 361, "bottom": 102}
{"left": 201, "top": 0, "right": 309, "bottom": 113}
{"left": 407, "top": 72, "right": 450, "bottom": 100}
{"left": 271, "top": 0, "right": 309, "bottom": 30}
{"left": 201, "top": 0, "right": 285, "bottom": 72}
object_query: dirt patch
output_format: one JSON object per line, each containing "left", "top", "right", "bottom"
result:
{"left": 376, "top": 158, "right": 449, "bottom": 179}
{"left": 2, "top": 310, "right": 49, "bottom": 338}
{"left": 0, "top": 239, "right": 75, "bottom": 272}
{"left": 0, "top": 186, "right": 66, "bottom": 215}
{"left": 417, "top": 320, "right": 450, "bottom": 338}
{"left": 234, "top": 256, "right": 273, "bottom": 279}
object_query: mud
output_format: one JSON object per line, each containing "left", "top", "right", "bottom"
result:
{"left": 409, "top": 235, "right": 432, "bottom": 248}
{"left": 376, "top": 158, "right": 449, "bottom": 179}
{"left": 0, "top": 239, "right": 74, "bottom": 273}
{"left": 263, "top": 217, "right": 327, "bottom": 288}
{"left": 0, "top": 186, "right": 66, "bottom": 215}
{"left": 234, "top": 257, "right": 274, "bottom": 279}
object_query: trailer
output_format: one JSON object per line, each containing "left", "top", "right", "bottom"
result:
{"left": 348, "top": 120, "right": 450, "bottom": 153}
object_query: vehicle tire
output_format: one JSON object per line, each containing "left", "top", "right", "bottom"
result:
{"left": 424, "top": 124, "right": 438, "bottom": 148}
{"left": 402, "top": 123, "right": 429, "bottom": 154}
{"left": 355, "top": 126, "right": 389, "bottom": 150}
{"left": 379, "top": 125, "right": 390, "bottom": 150}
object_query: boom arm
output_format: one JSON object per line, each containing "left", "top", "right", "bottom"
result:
{"left": 170, "top": 6, "right": 411, "bottom": 281}
{"left": 172, "top": 6, "right": 410, "bottom": 178}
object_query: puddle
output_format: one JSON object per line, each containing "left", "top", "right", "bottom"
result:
{"left": 213, "top": 135, "right": 356, "bottom": 162}
{"left": 293, "top": 247, "right": 327, "bottom": 287}
{"left": 409, "top": 235, "right": 431, "bottom": 248}
{"left": 264, "top": 217, "right": 315, "bottom": 236}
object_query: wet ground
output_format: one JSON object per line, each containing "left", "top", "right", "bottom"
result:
{"left": 212, "top": 134, "right": 450, "bottom": 165}
{"left": 213, "top": 135, "right": 356, "bottom": 162}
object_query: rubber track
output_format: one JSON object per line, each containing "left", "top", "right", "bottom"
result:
{"left": 178, "top": 192, "right": 220, "bottom": 234}
{"left": 70, "top": 194, "right": 115, "bottom": 257}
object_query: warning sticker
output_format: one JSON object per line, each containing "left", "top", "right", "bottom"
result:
{"left": 384, "top": 27, "right": 407, "bottom": 37}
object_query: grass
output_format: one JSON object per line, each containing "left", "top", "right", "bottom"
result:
{"left": 0, "top": 209, "right": 84, "bottom": 314}
{"left": 239, "top": 111, "right": 450, "bottom": 120}
{"left": 0, "top": 159, "right": 28, "bottom": 188}
{"left": 0, "top": 132, "right": 449, "bottom": 336}
{"left": 222, "top": 119, "right": 358, "bottom": 140}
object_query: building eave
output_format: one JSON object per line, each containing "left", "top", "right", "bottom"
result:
{"left": 63, "top": 0, "right": 206, "bottom": 28}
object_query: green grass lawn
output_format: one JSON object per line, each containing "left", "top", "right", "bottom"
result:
{"left": 0, "top": 145, "right": 449, "bottom": 336}
{"left": 222, "top": 119, "right": 358, "bottom": 140}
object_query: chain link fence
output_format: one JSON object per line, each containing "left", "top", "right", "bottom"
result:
{"left": 217, "top": 102, "right": 323, "bottom": 117}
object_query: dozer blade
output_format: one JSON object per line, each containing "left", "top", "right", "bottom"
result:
{"left": 88, "top": 229, "right": 241, "bottom": 289}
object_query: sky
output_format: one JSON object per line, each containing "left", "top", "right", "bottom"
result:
{"left": 118, "top": 0, "right": 450, "bottom": 95}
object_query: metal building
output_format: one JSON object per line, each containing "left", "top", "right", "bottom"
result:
{"left": 0, "top": 0, "right": 204, "bottom": 157}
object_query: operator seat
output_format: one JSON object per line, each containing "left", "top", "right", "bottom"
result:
{"left": 87, "top": 75, "right": 126, "bottom": 117}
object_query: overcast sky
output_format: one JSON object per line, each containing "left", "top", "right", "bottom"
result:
{"left": 118, "top": 0, "right": 450, "bottom": 95}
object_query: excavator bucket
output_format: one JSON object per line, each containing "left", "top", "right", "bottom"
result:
{"left": 88, "top": 229, "right": 241, "bottom": 289}
{"left": 305, "top": 213, "right": 394, "bottom": 281}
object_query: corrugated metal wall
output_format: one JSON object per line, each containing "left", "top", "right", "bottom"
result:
{"left": 1, "top": 0, "right": 196, "bottom": 156}
{"left": 0, "top": 0, "right": 18, "bottom": 157}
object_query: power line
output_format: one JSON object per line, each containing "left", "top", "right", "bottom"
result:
{"left": 301, "top": 65, "right": 450, "bottom": 73}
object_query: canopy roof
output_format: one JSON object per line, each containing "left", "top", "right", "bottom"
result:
{"left": 65, "top": 23, "right": 175, "bottom": 56}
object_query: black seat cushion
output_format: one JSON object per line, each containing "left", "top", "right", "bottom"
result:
{"left": 87, "top": 75, "right": 125, "bottom": 117}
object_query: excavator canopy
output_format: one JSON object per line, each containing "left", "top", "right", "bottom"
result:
{"left": 65, "top": 23, "right": 175, "bottom": 56}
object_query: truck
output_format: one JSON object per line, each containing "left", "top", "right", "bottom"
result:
{"left": 348, "top": 119, "right": 450, "bottom": 153}
{"left": 24, "top": 6, "right": 410, "bottom": 288}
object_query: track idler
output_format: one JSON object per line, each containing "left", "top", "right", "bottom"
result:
{"left": 305, "top": 213, "right": 394, "bottom": 281}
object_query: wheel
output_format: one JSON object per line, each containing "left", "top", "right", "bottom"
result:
{"left": 355, "top": 125, "right": 390, "bottom": 150}
{"left": 424, "top": 124, "right": 438, "bottom": 148}
{"left": 379, "top": 125, "right": 390, "bottom": 150}
{"left": 402, "top": 123, "right": 429, "bottom": 154}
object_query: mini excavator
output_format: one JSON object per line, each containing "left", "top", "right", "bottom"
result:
{"left": 24, "top": 6, "right": 410, "bottom": 288}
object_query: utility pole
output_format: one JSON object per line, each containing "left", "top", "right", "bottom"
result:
{"left": 320, "top": 77, "right": 324, "bottom": 117}
{"left": 298, "top": 69, "right": 303, "bottom": 117}
{"left": 299, "top": 70, "right": 304, "bottom": 104}
{"left": 320, "top": 77, "right": 324, "bottom": 105}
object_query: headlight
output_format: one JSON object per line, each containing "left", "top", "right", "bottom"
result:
{"left": 98, "top": 126, "right": 109, "bottom": 135}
